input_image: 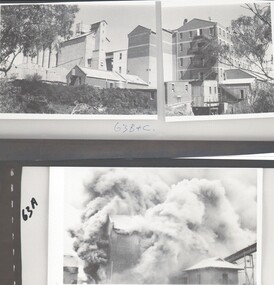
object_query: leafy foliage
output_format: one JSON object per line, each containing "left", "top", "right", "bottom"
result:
{"left": 0, "top": 4, "right": 79, "bottom": 74}
{"left": 0, "top": 79, "right": 156, "bottom": 114}
{"left": 229, "top": 3, "right": 272, "bottom": 80}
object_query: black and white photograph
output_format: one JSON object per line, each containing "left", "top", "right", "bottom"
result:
{"left": 56, "top": 167, "right": 260, "bottom": 284}
{"left": 162, "top": 2, "right": 274, "bottom": 118}
{"left": 0, "top": 2, "right": 157, "bottom": 115}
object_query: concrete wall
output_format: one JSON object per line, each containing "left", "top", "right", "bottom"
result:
{"left": 2, "top": 63, "right": 67, "bottom": 83}
{"left": 162, "top": 31, "right": 174, "bottom": 81}
{"left": 185, "top": 268, "right": 239, "bottom": 284}
{"left": 58, "top": 36, "right": 87, "bottom": 71}
{"left": 192, "top": 81, "right": 204, "bottom": 107}
{"left": 165, "top": 81, "right": 192, "bottom": 106}
{"left": 92, "top": 21, "right": 108, "bottom": 70}
{"left": 112, "top": 50, "right": 128, "bottom": 74}
{"left": 203, "top": 80, "right": 218, "bottom": 103}
{"left": 109, "top": 230, "right": 140, "bottom": 279}
{"left": 191, "top": 80, "right": 218, "bottom": 107}
{"left": 85, "top": 77, "right": 118, "bottom": 89}
{"left": 221, "top": 83, "right": 251, "bottom": 100}
{"left": 127, "top": 27, "right": 157, "bottom": 88}
{"left": 128, "top": 56, "right": 150, "bottom": 85}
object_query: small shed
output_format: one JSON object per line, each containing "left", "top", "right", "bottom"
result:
{"left": 66, "top": 65, "right": 124, "bottom": 88}
{"left": 66, "top": 65, "right": 149, "bottom": 89}
{"left": 182, "top": 257, "right": 243, "bottom": 285}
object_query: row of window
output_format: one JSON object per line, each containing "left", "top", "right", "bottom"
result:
{"left": 171, "top": 83, "right": 189, "bottom": 92}
{"left": 179, "top": 57, "right": 205, "bottom": 67}
{"left": 178, "top": 27, "right": 230, "bottom": 41}
{"left": 179, "top": 27, "right": 215, "bottom": 40}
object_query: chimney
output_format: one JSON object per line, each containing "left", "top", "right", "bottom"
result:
{"left": 183, "top": 19, "right": 188, "bottom": 25}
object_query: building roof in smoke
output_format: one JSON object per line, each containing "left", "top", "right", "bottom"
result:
{"left": 184, "top": 257, "right": 244, "bottom": 271}
{"left": 109, "top": 215, "right": 136, "bottom": 234}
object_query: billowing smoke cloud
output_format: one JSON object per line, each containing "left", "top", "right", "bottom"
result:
{"left": 68, "top": 168, "right": 257, "bottom": 284}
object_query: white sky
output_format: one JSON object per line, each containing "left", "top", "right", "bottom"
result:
{"left": 72, "top": 1, "right": 256, "bottom": 52}
{"left": 73, "top": 1, "right": 156, "bottom": 52}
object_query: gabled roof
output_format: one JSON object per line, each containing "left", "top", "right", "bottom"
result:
{"left": 90, "top": 20, "right": 108, "bottom": 31}
{"left": 185, "top": 257, "right": 243, "bottom": 271}
{"left": 225, "top": 69, "right": 254, "bottom": 80}
{"left": 225, "top": 68, "right": 267, "bottom": 82}
{"left": 128, "top": 25, "right": 152, "bottom": 37}
{"left": 77, "top": 66, "right": 122, "bottom": 81}
{"left": 177, "top": 18, "right": 217, "bottom": 32}
{"left": 128, "top": 25, "right": 172, "bottom": 37}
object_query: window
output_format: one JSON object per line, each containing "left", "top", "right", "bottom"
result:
{"left": 119, "top": 66, "right": 122, "bottom": 73}
{"left": 180, "top": 71, "right": 184, "bottom": 79}
{"left": 240, "top": 90, "right": 244, "bottom": 99}
{"left": 209, "top": 86, "right": 212, "bottom": 94}
{"left": 180, "top": 32, "right": 183, "bottom": 39}
{"left": 199, "top": 28, "right": 203, "bottom": 35}
{"left": 172, "top": 83, "right": 175, "bottom": 92}
{"left": 119, "top": 53, "right": 122, "bottom": 60}
{"left": 214, "top": 86, "right": 217, "bottom": 94}
{"left": 180, "top": 43, "right": 183, "bottom": 52}
{"left": 109, "top": 82, "right": 114, "bottom": 88}
{"left": 100, "top": 61, "right": 104, "bottom": 67}
{"left": 185, "top": 84, "right": 188, "bottom": 91}
{"left": 209, "top": 27, "right": 214, "bottom": 36}
{"left": 180, "top": 58, "right": 184, "bottom": 67}
{"left": 189, "top": 31, "right": 192, "bottom": 38}
{"left": 87, "top": 58, "right": 92, "bottom": 67}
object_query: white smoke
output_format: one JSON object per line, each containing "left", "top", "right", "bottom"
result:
{"left": 67, "top": 168, "right": 257, "bottom": 284}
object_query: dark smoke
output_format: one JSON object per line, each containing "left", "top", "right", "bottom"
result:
{"left": 68, "top": 169, "right": 256, "bottom": 284}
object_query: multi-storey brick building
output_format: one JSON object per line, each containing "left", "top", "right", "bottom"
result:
{"left": 172, "top": 18, "right": 240, "bottom": 83}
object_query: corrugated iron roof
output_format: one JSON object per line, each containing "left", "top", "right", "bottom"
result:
{"left": 178, "top": 18, "right": 217, "bottom": 32}
{"left": 78, "top": 66, "right": 122, "bottom": 81}
{"left": 117, "top": 73, "right": 148, "bottom": 85}
{"left": 185, "top": 257, "right": 244, "bottom": 271}
{"left": 75, "top": 66, "right": 148, "bottom": 85}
